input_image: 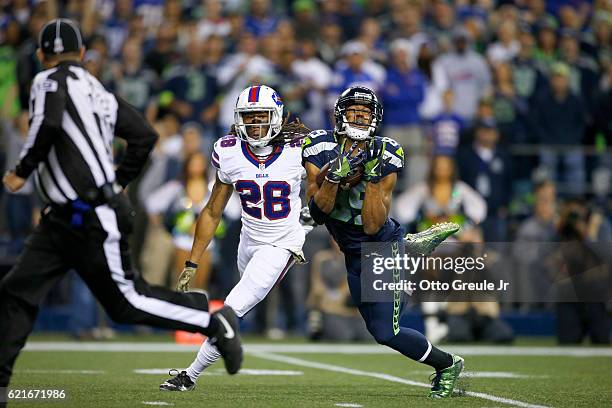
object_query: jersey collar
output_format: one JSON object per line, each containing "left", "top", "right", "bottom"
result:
{"left": 241, "top": 141, "right": 283, "bottom": 170}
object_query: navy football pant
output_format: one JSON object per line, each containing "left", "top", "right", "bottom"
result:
{"left": 344, "top": 252, "right": 432, "bottom": 363}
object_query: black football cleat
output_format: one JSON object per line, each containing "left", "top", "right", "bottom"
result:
{"left": 159, "top": 370, "right": 195, "bottom": 392}
{"left": 209, "top": 306, "right": 243, "bottom": 375}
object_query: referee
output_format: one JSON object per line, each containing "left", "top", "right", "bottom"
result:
{"left": 0, "top": 18, "right": 242, "bottom": 399}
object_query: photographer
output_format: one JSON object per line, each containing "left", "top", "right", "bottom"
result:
{"left": 552, "top": 199, "right": 611, "bottom": 344}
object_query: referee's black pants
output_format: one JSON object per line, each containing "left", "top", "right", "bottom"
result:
{"left": 0, "top": 200, "right": 215, "bottom": 389}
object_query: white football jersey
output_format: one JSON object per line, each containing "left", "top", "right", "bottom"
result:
{"left": 211, "top": 135, "right": 305, "bottom": 252}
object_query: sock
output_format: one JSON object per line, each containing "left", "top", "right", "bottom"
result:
{"left": 423, "top": 345, "right": 454, "bottom": 371}
{"left": 383, "top": 326, "right": 453, "bottom": 371}
{"left": 185, "top": 339, "right": 221, "bottom": 382}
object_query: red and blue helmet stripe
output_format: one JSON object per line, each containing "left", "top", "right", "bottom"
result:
{"left": 248, "top": 85, "right": 261, "bottom": 103}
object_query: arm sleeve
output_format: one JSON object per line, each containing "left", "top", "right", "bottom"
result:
{"left": 15, "top": 76, "right": 66, "bottom": 178}
{"left": 113, "top": 95, "right": 159, "bottom": 188}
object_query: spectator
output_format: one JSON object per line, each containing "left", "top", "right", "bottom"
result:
{"left": 138, "top": 114, "right": 184, "bottom": 219}
{"left": 458, "top": 118, "right": 513, "bottom": 242}
{"left": 587, "top": 10, "right": 612, "bottom": 71}
{"left": 558, "top": 4, "right": 589, "bottom": 31}
{"left": 2, "top": 112, "right": 37, "bottom": 255}
{"left": 111, "top": 39, "right": 159, "bottom": 122}
{"left": 270, "top": 48, "right": 309, "bottom": 119}
{"left": 275, "top": 19, "right": 297, "bottom": 53}
{"left": 513, "top": 180, "right": 558, "bottom": 308}
{"left": 293, "top": 39, "right": 334, "bottom": 130}
{"left": 217, "top": 32, "right": 274, "bottom": 131}
{"left": 511, "top": 25, "right": 546, "bottom": 105}
{"left": 552, "top": 199, "right": 611, "bottom": 345}
{"left": 292, "top": 0, "right": 319, "bottom": 41}
{"left": 195, "top": 0, "right": 231, "bottom": 41}
{"left": 86, "top": 34, "right": 115, "bottom": 86}
{"left": 145, "top": 152, "right": 213, "bottom": 290}
{"left": 532, "top": 62, "right": 587, "bottom": 195}
{"left": 144, "top": 24, "right": 179, "bottom": 77}
{"left": 102, "top": 0, "right": 134, "bottom": 58}
{"left": 486, "top": 20, "right": 520, "bottom": 64}
{"left": 394, "top": 154, "right": 487, "bottom": 233}
{"left": 357, "top": 18, "right": 386, "bottom": 63}
{"left": 533, "top": 17, "right": 559, "bottom": 74}
{"left": 491, "top": 62, "right": 528, "bottom": 143}
{"left": 329, "top": 41, "right": 383, "bottom": 104}
{"left": 594, "top": 64, "right": 612, "bottom": 145}
{"left": 83, "top": 49, "right": 104, "bottom": 81}
{"left": 427, "top": 90, "right": 465, "bottom": 158}
{"left": 0, "top": 18, "right": 20, "bottom": 120}
{"left": 16, "top": 4, "right": 47, "bottom": 108}
{"left": 438, "top": 28, "right": 492, "bottom": 121}
{"left": 134, "top": 0, "right": 164, "bottom": 36}
{"left": 389, "top": 2, "right": 422, "bottom": 41}
{"left": 417, "top": 39, "right": 450, "bottom": 120}
{"left": 307, "top": 241, "right": 370, "bottom": 342}
{"left": 559, "top": 29, "right": 600, "bottom": 111}
{"left": 203, "top": 34, "right": 227, "bottom": 74}
{"left": 317, "top": 20, "right": 343, "bottom": 66}
{"left": 244, "top": 0, "right": 279, "bottom": 37}
{"left": 427, "top": 1, "right": 456, "bottom": 47}
{"left": 159, "top": 39, "right": 219, "bottom": 133}
{"left": 381, "top": 38, "right": 427, "bottom": 188}
{"left": 336, "top": 0, "right": 364, "bottom": 40}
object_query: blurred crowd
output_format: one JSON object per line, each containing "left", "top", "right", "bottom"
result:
{"left": 0, "top": 0, "right": 611, "bottom": 343}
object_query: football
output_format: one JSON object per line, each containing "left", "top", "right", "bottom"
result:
{"left": 316, "top": 162, "right": 364, "bottom": 190}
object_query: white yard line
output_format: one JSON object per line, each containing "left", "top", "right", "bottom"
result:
{"left": 23, "top": 342, "right": 612, "bottom": 357}
{"left": 134, "top": 368, "right": 303, "bottom": 376}
{"left": 15, "top": 369, "right": 104, "bottom": 375}
{"left": 251, "top": 352, "right": 552, "bottom": 408}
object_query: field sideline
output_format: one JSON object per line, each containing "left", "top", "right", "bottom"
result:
{"left": 9, "top": 339, "right": 612, "bottom": 408}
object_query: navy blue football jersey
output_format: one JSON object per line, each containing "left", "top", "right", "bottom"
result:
{"left": 302, "top": 129, "right": 405, "bottom": 253}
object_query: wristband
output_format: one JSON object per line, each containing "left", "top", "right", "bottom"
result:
{"left": 185, "top": 260, "right": 198, "bottom": 269}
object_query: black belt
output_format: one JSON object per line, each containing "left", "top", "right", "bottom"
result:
{"left": 45, "top": 183, "right": 122, "bottom": 227}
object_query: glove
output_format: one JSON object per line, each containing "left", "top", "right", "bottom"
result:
{"left": 325, "top": 140, "right": 366, "bottom": 184}
{"left": 176, "top": 261, "right": 198, "bottom": 292}
{"left": 363, "top": 139, "right": 390, "bottom": 183}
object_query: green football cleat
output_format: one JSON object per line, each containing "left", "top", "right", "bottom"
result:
{"left": 428, "top": 355, "right": 465, "bottom": 398}
{"left": 404, "top": 222, "right": 460, "bottom": 256}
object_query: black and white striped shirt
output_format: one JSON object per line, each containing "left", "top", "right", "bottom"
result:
{"left": 14, "top": 61, "right": 157, "bottom": 205}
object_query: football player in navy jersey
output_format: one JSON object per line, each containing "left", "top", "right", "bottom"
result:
{"left": 302, "top": 86, "right": 463, "bottom": 398}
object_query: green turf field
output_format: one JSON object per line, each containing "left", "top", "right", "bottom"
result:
{"left": 8, "top": 338, "right": 612, "bottom": 408}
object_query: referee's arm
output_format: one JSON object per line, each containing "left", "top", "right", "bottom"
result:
{"left": 4, "top": 77, "right": 67, "bottom": 192}
{"left": 113, "top": 96, "right": 159, "bottom": 188}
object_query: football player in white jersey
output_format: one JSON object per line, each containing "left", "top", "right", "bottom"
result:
{"left": 160, "top": 85, "right": 311, "bottom": 391}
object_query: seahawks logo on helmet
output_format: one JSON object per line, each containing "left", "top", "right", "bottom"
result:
{"left": 334, "top": 86, "right": 383, "bottom": 141}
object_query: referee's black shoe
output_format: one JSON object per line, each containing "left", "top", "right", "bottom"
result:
{"left": 210, "top": 306, "right": 243, "bottom": 375}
